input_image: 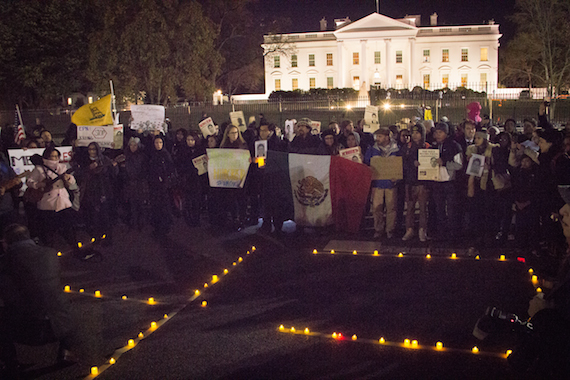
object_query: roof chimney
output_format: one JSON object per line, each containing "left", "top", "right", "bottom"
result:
{"left": 320, "top": 17, "right": 327, "bottom": 31}
{"left": 430, "top": 12, "right": 438, "bottom": 26}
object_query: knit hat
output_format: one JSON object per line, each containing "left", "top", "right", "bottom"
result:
{"left": 411, "top": 123, "right": 426, "bottom": 142}
{"left": 296, "top": 118, "right": 312, "bottom": 129}
{"left": 434, "top": 122, "right": 449, "bottom": 135}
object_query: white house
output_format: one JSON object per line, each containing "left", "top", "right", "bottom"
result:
{"left": 262, "top": 12, "right": 501, "bottom": 95}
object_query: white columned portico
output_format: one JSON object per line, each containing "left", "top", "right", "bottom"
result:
{"left": 360, "top": 39, "right": 367, "bottom": 91}
{"left": 409, "top": 37, "right": 416, "bottom": 87}
{"left": 337, "top": 40, "right": 344, "bottom": 88}
{"left": 384, "top": 38, "right": 391, "bottom": 88}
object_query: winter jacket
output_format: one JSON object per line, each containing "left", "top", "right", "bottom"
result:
{"left": 364, "top": 141, "right": 400, "bottom": 189}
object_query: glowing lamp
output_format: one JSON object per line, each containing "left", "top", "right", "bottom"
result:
{"left": 138, "top": 332, "right": 143, "bottom": 338}
{"left": 398, "top": 253, "right": 404, "bottom": 258}
{"left": 352, "top": 334, "right": 357, "bottom": 340}
{"left": 151, "top": 322, "right": 157, "bottom": 329}
{"left": 332, "top": 332, "right": 338, "bottom": 338}
{"left": 91, "top": 366, "right": 99, "bottom": 375}
{"left": 426, "top": 254, "right": 431, "bottom": 259}
{"left": 472, "top": 346, "right": 479, "bottom": 353}
{"left": 536, "top": 287, "right": 543, "bottom": 293}
{"left": 400, "top": 104, "right": 405, "bottom": 109}
{"left": 451, "top": 253, "right": 457, "bottom": 259}
{"left": 195, "top": 290, "right": 200, "bottom": 296}
{"left": 352, "top": 250, "right": 357, "bottom": 255}
{"left": 379, "top": 337, "right": 385, "bottom": 344}
{"left": 436, "top": 341, "right": 443, "bottom": 350}
{"left": 383, "top": 103, "right": 391, "bottom": 110}
{"left": 506, "top": 349, "right": 513, "bottom": 357}
{"left": 313, "top": 249, "right": 318, "bottom": 254}
{"left": 238, "top": 257, "right": 243, "bottom": 262}
{"left": 290, "top": 327, "right": 295, "bottom": 332}
{"left": 373, "top": 250, "right": 379, "bottom": 256}
{"left": 94, "top": 290, "right": 101, "bottom": 298}
{"left": 77, "top": 242, "right": 82, "bottom": 248}
{"left": 79, "top": 289, "right": 84, "bottom": 293}
{"left": 57, "top": 251, "right": 62, "bottom": 256}
{"left": 223, "top": 269, "right": 228, "bottom": 274}
{"left": 122, "top": 295, "right": 127, "bottom": 300}
{"left": 257, "top": 157, "right": 265, "bottom": 167}
{"left": 212, "top": 275, "right": 219, "bottom": 283}
{"left": 411, "top": 340, "right": 418, "bottom": 348}
{"left": 163, "top": 314, "right": 168, "bottom": 319}
{"left": 499, "top": 255, "right": 506, "bottom": 261}
{"left": 64, "top": 285, "right": 70, "bottom": 292}
{"left": 475, "top": 255, "right": 480, "bottom": 260}
{"left": 304, "top": 328, "right": 310, "bottom": 334}
{"left": 201, "top": 300, "right": 207, "bottom": 307}
{"left": 91, "top": 238, "right": 95, "bottom": 242}
{"left": 109, "top": 358, "right": 116, "bottom": 364}
{"left": 148, "top": 297, "right": 155, "bottom": 305}
{"left": 128, "top": 339, "right": 135, "bottom": 347}
{"left": 346, "top": 104, "right": 352, "bottom": 110}
{"left": 404, "top": 339, "right": 410, "bottom": 346}
{"left": 279, "top": 325, "right": 285, "bottom": 331}
{"left": 330, "top": 250, "right": 335, "bottom": 254}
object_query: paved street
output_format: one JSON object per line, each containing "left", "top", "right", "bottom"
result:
{"left": 13, "top": 219, "right": 536, "bottom": 379}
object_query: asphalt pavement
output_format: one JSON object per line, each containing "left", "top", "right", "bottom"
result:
{"left": 13, "top": 219, "right": 537, "bottom": 380}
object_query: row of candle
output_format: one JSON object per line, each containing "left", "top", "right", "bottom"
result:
{"left": 313, "top": 249, "right": 522, "bottom": 262}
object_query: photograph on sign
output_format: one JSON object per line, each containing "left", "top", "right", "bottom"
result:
{"left": 339, "top": 147, "right": 362, "bottom": 163}
{"left": 466, "top": 154, "right": 485, "bottom": 177}
{"left": 418, "top": 149, "right": 440, "bottom": 181}
{"left": 230, "top": 111, "right": 246, "bottom": 132}
{"left": 364, "top": 105, "right": 380, "bottom": 133}
{"left": 255, "top": 140, "right": 267, "bottom": 158}
{"left": 310, "top": 121, "right": 321, "bottom": 135}
{"left": 199, "top": 117, "right": 217, "bottom": 137}
{"left": 192, "top": 154, "right": 208, "bottom": 176}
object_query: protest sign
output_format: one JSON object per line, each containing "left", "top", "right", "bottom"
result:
{"left": 467, "top": 154, "right": 485, "bottom": 177}
{"left": 284, "top": 119, "right": 296, "bottom": 141}
{"left": 370, "top": 156, "right": 403, "bottom": 180}
{"left": 418, "top": 149, "right": 440, "bottom": 181}
{"left": 130, "top": 105, "right": 165, "bottom": 131}
{"left": 255, "top": 140, "right": 267, "bottom": 158}
{"left": 310, "top": 121, "right": 321, "bottom": 135}
{"left": 113, "top": 124, "right": 124, "bottom": 149}
{"left": 8, "top": 147, "right": 73, "bottom": 191}
{"left": 199, "top": 117, "right": 217, "bottom": 137}
{"left": 207, "top": 148, "right": 250, "bottom": 188}
{"left": 192, "top": 154, "right": 208, "bottom": 176}
{"left": 230, "top": 111, "right": 246, "bottom": 132}
{"left": 364, "top": 105, "right": 380, "bottom": 133}
{"left": 339, "top": 147, "right": 362, "bottom": 163}
{"left": 77, "top": 125, "right": 121, "bottom": 149}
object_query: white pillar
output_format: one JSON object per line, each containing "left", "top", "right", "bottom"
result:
{"left": 360, "top": 39, "right": 367, "bottom": 91}
{"left": 409, "top": 37, "right": 416, "bottom": 88}
{"left": 385, "top": 38, "right": 391, "bottom": 88}
{"left": 337, "top": 40, "right": 344, "bottom": 88}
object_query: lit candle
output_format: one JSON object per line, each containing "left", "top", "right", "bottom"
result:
{"left": 472, "top": 346, "right": 479, "bottom": 353}
{"left": 151, "top": 322, "right": 157, "bottom": 329}
{"left": 109, "top": 358, "right": 116, "bottom": 364}
{"left": 163, "top": 314, "right": 168, "bottom": 319}
{"left": 102, "top": 234, "right": 106, "bottom": 239}
{"left": 532, "top": 275, "right": 538, "bottom": 284}
{"left": 426, "top": 254, "right": 431, "bottom": 259}
{"left": 57, "top": 251, "right": 62, "bottom": 256}
{"left": 91, "top": 366, "right": 99, "bottom": 375}
{"left": 138, "top": 332, "right": 143, "bottom": 338}
{"left": 436, "top": 341, "right": 443, "bottom": 350}
{"left": 506, "top": 349, "right": 512, "bottom": 357}
{"left": 238, "top": 257, "right": 243, "bottom": 262}
{"left": 451, "top": 253, "right": 457, "bottom": 259}
{"left": 304, "top": 328, "right": 310, "bottom": 334}
{"left": 330, "top": 250, "right": 335, "bottom": 254}
{"left": 232, "top": 262, "right": 237, "bottom": 266}
{"left": 148, "top": 297, "right": 155, "bottom": 304}
{"left": 94, "top": 290, "right": 101, "bottom": 298}
{"left": 204, "top": 283, "right": 208, "bottom": 288}
{"left": 64, "top": 285, "right": 70, "bottom": 292}
{"left": 411, "top": 340, "right": 418, "bottom": 347}
{"left": 352, "top": 334, "right": 357, "bottom": 340}
{"left": 251, "top": 246, "right": 256, "bottom": 251}
{"left": 373, "top": 250, "right": 379, "bottom": 256}
{"left": 313, "top": 249, "right": 318, "bottom": 254}
{"left": 404, "top": 339, "right": 410, "bottom": 346}
{"left": 379, "top": 337, "right": 385, "bottom": 344}
{"left": 279, "top": 325, "right": 285, "bottom": 331}
{"left": 194, "top": 290, "right": 200, "bottom": 296}
{"left": 475, "top": 255, "right": 480, "bottom": 260}
{"left": 79, "top": 289, "right": 84, "bottom": 293}
{"left": 528, "top": 268, "right": 534, "bottom": 274}
{"left": 122, "top": 295, "right": 127, "bottom": 300}
{"left": 128, "top": 339, "right": 135, "bottom": 347}
{"left": 77, "top": 242, "right": 82, "bottom": 248}
{"left": 201, "top": 300, "right": 207, "bottom": 307}
{"left": 398, "top": 253, "right": 404, "bottom": 257}
{"left": 223, "top": 269, "right": 228, "bottom": 274}
{"left": 212, "top": 275, "right": 219, "bottom": 283}
{"left": 290, "top": 327, "right": 295, "bottom": 332}
{"left": 91, "top": 237, "right": 95, "bottom": 242}
{"left": 536, "top": 287, "right": 543, "bottom": 293}
{"left": 352, "top": 250, "right": 357, "bottom": 255}
{"left": 256, "top": 157, "right": 265, "bottom": 167}
{"left": 332, "top": 332, "right": 337, "bottom": 338}
{"left": 499, "top": 255, "right": 506, "bottom": 261}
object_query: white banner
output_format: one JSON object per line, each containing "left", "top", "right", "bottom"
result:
{"left": 130, "top": 105, "right": 165, "bottom": 131}
{"left": 77, "top": 125, "right": 123, "bottom": 149}
{"left": 206, "top": 148, "right": 251, "bottom": 188}
{"left": 289, "top": 153, "right": 332, "bottom": 227}
{"left": 7, "top": 146, "right": 73, "bottom": 191}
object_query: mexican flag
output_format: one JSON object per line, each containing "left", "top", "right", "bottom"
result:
{"left": 266, "top": 151, "right": 372, "bottom": 232}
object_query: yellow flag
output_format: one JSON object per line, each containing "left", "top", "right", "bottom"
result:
{"left": 71, "top": 94, "right": 113, "bottom": 126}
{"left": 424, "top": 108, "right": 433, "bottom": 121}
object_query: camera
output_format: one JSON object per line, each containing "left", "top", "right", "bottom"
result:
{"left": 473, "top": 306, "right": 533, "bottom": 341}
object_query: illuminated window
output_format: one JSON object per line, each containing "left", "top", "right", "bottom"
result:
{"left": 396, "top": 51, "right": 403, "bottom": 63}
{"left": 353, "top": 76, "right": 360, "bottom": 90}
{"left": 309, "top": 77, "right": 316, "bottom": 89}
{"left": 275, "top": 79, "right": 281, "bottom": 91}
{"left": 480, "top": 47, "right": 488, "bottom": 61}
{"left": 374, "top": 51, "right": 381, "bottom": 64}
{"left": 442, "top": 74, "right": 449, "bottom": 87}
{"left": 327, "top": 53, "right": 333, "bottom": 66}
{"left": 423, "top": 74, "right": 430, "bottom": 89}
{"left": 396, "top": 75, "right": 403, "bottom": 85}
{"left": 291, "top": 55, "right": 298, "bottom": 67}
{"left": 353, "top": 52, "right": 359, "bottom": 65}
{"left": 423, "top": 50, "right": 430, "bottom": 63}
{"left": 292, "top": 78, "right": 298, "bottom": 90}
{"left": 461, "top": 48, "right": 469, "bottom": 62}
{"left": 309, "top": 54, "right": 315, "bottom": 66}
{"left": 274, "top": 56, "right": 280, "bottom": 68}
{"left": 442, "top": 49, "right": 449, "bottom": 62}
{"left": 327, "top": 77, "right": 333, "bottom": 89}
{"left": 480, "top": 73, "right": 487, "bottom": 91}
{"left": 461, "top": 74, "right": 468, "bottom": 87}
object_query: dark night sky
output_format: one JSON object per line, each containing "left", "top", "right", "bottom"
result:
{"left": 255, "top": 0, "right": 517, "bottom": 43}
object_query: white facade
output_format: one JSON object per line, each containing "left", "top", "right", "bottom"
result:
{"left": 262, "top": 13, "right": 501, "bottom": 95}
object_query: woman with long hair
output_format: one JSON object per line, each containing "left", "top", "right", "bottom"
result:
{"left": 148, "top": 136, "right": 175, "bottom": 238}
